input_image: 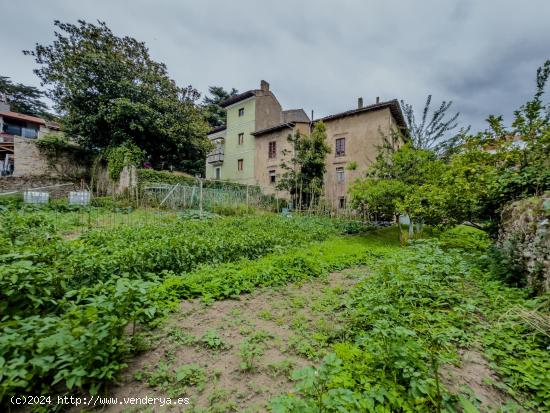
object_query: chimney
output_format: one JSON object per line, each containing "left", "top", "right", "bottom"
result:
{"left": 358, "top": 97, "right": 363, "bottom": 109}
{"left": 376, "top": 96, "right": 380, "bottom": 104}
{"left": 260, "top": 80, "right": 270, "bottom": 91}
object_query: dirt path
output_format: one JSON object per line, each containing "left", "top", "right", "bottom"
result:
{"left": 99, "top": 268, "right": 363, "bottom": 413}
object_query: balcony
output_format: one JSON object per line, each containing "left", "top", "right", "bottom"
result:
{"left": 207, "top": 149, "right": 224, "bottom": 165}
{"left": 0, "top": 134, "right": 15, "bottom": 145}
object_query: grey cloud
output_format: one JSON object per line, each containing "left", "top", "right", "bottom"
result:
{"left": 1, "top": 0, "right": 548, "bottom": 133}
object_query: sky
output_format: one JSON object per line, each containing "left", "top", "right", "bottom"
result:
{"left": 1, "top": 0, "right": 549, "bottom": 133}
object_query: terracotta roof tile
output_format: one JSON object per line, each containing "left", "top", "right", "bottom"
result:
{"left": 0, "top": 111, "right": 46, "bottom": 125}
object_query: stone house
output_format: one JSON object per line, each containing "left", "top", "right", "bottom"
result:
{"left": 204, "top": 81, "right": 407, "bottom": 209}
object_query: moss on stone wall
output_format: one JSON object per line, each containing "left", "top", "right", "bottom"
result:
{"left": 496, "top": 193, "right": 550, "bottom": 294}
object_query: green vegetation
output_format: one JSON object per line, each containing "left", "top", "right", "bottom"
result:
{"left": 277, "top": 122, "right": 331, "bottom": 209}
{"left": 1, "top": 206, "right": 547, "bottom": 411}
{"left": 0, "top": 75, "right": 50, "bottom": 118}
{"left": 270, "top": 229, "right": 549, "bottom": 412}
{"left": 26, "top": 20, "right": 211, "bottom": 174}
{"left": 351, "top": 60, "right": 550, "bottom": 239}
{"left": 0, "top": 213, "right": 338, "bottom": 403}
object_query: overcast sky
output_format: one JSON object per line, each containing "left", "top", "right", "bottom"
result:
{"left": 1, "top": 0, "right": 549, "bottom": 132}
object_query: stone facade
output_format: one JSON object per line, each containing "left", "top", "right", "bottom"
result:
{"left": 12, "top": 136, "right": 52, "bottom": 176}
{"left": 0, "top": 175, "right": 78, "bottom": 197}
{"left": 11, "top": 136, "right": 87, "bottom": 178}
{"left": 205, "top": 80, "right": 406, "bottom": 209}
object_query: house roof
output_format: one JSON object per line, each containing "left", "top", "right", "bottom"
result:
{"left": 207, "top": 125, "right": 227, "bottom": 135}
{"left": 252, "top": 122, "right": 297, "bottom": 136}
{"left": 45, "top": 120, "right": 61, "bottom": 130}
{"left": 282, "top": 109, "right": 310, "bottom": 123}
{"left": 316, "top": 99, "right": 407, "bottom": 128}
{"left": 0, "top": 111, "right": 46, "bottom": 125}
{"left": 219, "top": 90, "right": 256, "bottom": 108}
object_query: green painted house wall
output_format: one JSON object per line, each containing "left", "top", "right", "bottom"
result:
{"left": 206, "top": 97, "right": 257, "bottom": 185}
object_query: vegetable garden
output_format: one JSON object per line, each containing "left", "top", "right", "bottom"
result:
{"left": 1, "top": 206, "right": 548, "bottom": 412}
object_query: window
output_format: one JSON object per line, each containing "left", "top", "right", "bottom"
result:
{"left": 338, "top": 196, "right": 346, "bottom": 209}
{"left": 237, "top": 159, "right": 244, "bottom": 171}
{"left": 335, "top": 138, "right": 346, "bottom": 156}
{"left": 269, "top": 170, "right": 276, "bottom": 184}
{"left": 215, "top": 167, "right": 221, "bottom": 179}
{"left": 336, "top": 167, "right": 345, "bottom": 183}
{"left": 238, "top": 133, "right": 244, "bottom": 145}
{"left": 2, "top": 120, "right": 38, "bottom": 139}
{"left": 238, "top": 108, "right": 244, "bottom": 117}
{"left": 268, "top": 141, "right": 277, "bottom": 159}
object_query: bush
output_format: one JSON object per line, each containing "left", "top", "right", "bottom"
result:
{"left": 438, "top": 225, "right": 491, "bottom": 252}
{"left": 210, "top": 203, "right": 254, "bottom": 216}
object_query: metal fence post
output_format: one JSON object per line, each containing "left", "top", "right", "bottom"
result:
{"left": 199, "top": 179, "right": 203, "bottom": 219}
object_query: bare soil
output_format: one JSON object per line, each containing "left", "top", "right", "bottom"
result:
{"left": 97, "top": 268, "right": 362, "bottom": 413}
{"left": 442, "top": 349, "right": 521, "bottom": 412}
{"left": 88, "top": 266, "right": 519, "bottom": 413}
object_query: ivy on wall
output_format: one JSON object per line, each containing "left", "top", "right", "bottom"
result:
{"left": 35, "top": 133, "right": 92, "bottom": 179}
{"left": 105, "top": 144, "right": 144, "bottom": 181}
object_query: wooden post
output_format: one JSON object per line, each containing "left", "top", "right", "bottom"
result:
{"left": 246, "top": 184, "right": 249, "bottom": 212}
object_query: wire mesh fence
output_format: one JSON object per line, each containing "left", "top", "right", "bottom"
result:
{"left": 0, "top": 181, "right": 287, "bottom": 236}
{"left": 1, "top": 179, "right": 365, "bottom": 237}
{"left": 141, "top": 182, "right": 281, "bottom": 211}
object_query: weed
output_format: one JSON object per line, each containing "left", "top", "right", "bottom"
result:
{"left": 200, "top": 330, "right": 228, "bottom": 350}
{"left": 239, "top": 339, "right": 264, "bottom": 372}
{"left": 267, "top": 359, "right": 296, "bottom": 379}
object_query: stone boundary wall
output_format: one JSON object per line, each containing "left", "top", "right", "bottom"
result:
{"left": 498, "top": 193, "right": 550, "bottom": 294}
{"left": 13, "top": 137, "right": 87, "bottom": 179}
{"left": 0, "top": 175, "right": 80, "bottom": 199}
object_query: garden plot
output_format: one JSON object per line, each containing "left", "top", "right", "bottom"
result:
{"left": 101, "top": 269, "right": 362, "bottom": 413}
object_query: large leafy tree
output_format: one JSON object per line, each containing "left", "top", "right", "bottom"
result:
{"left": 24, "top": 20, "right": 210, "bottom": 173}
{"left": 0, "top": 75, "right": 50, "bottom": 117}
{"left": 202, "top": 86, "right": 238, "bottom": 128}
{"left": 277, "top": 122, "right": 331, "bottom": 209}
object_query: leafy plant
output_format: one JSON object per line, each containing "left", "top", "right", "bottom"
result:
{"left": 200, "top": 330, "right": 228, "bottom": 350}
{"left": 239, "top": 339, "right": 264, "bottom": 372}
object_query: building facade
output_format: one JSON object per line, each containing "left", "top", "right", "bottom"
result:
{"left": 205, "top": 81, "right": 407, "bottom": 209}
{"left": 205, "top": 80, "right": 283, "bottom": 184}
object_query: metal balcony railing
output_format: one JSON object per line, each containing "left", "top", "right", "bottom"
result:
{"left": 207, "top": 150, "right": 224, "bottom": 164}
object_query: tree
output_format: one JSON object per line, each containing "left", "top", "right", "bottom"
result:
{"left": 400, "top": 95, "right": 470, "bottom": 155}
{"left": 24, "top": 20, "right": 211, "bottom": 174}
{"left": 351, "top": 143, "right": 449, "bottom": 239}
{"left": 277, "top": 122, "right": 331, "bottom": 209}
{"left": 447, "top": 59, "right": 550, "bottom": 232}
{"left": 0, "top": 75, "right": 50, "bottom": 117}
{"left": 202, "top": 86, "right": 239, "bottom": 128}
{"left": 354, "top": 60, "right": 550, "bottom": 238}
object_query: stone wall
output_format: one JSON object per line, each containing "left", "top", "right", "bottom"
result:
{"left": 0, "top": 175, "right": 79, "bottom": 198}
{"left": 12, "top": 137, "right": 51, "bottom": 176}
{"left": 497, "top": 193, "right": 550, "bottom": 294}
{"left": 13, "top": 137, "right": 87, "bottom": 178}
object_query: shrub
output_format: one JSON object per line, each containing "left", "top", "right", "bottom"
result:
{"left": 438, "top": 225, "right": 491, "bottom": 252}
